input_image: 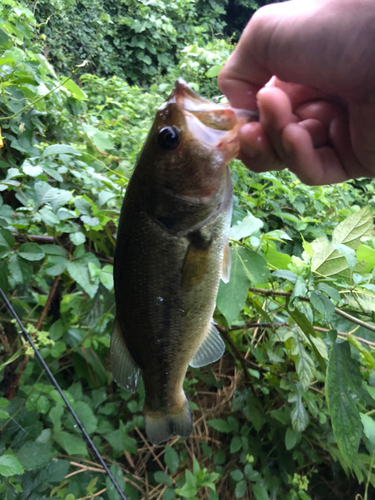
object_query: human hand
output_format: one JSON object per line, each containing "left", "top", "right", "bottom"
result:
{"left": 218, "top": 0, "right": 375, "bottom": 185}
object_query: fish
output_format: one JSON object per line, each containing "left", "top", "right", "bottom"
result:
{"left": 111, "top": 78, "right": 256, "bottom": 445}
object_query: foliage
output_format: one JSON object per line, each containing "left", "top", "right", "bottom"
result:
{"left": 1, "top": 1, "right": 375, "bottom": 500}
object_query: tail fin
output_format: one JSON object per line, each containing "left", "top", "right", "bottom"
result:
{"left": 145, "top": 398, "right": 193, "bottom": 445}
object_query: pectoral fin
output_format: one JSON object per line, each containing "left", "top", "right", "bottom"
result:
{"left": 221, "top": 241, "right": 231, "bottom": 283}
{"left": 189, "top": 320, "right": 225, "bottom": 368}
{"left": 110, "top": 317, "right": 140, "bottom": 394}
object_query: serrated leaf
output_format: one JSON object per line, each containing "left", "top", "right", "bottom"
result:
{"left": 75, "top": 401, "right": 97, "bottom": 434}
{"left": 235, "top": 479, "right": 247, "bottom": 498}
{"left": 326, "top": 341, "right": 362, "bottom": 466}
{"left": 0, "top": 228, "right": 15, "bottom": 255}
{"left": 53, "top": 431, "right": 87, "bottom": 455}
{"left": 155, "top": 471, "right": 172, "bottom": 486}
{"left": 16, "top": 442, "right": 57, "bottom": 470}
{"left": 207, "top": 419, "right": 230, "bottom": 433}
{"left": 45, "top": 255, "right": 68, "bottom": 276}
{"left": 8, "top": 254, "right": 33, "bottom": 284}
{"left": 0, "top": 454, "right": 24, "bottom": 477}
{"left": 289, "top": 330, "right": 316, "bottom": 388}
{"left": 18, "top": 242, "right": 45, "bottom": 261}
{"left": 165, "top": 445, "right": 179, "bottom": 473}
{"left": 252, "top": 481, "right": 270, "bottom": 500}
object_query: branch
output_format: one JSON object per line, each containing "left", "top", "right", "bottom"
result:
{"left": 248, "top": 287, "right": 375, "bottom": 333}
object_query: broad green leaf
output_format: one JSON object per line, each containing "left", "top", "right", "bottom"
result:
{"left": 208, "top": 419, "right": 231, "bottom": 433}
{"left": 0, "top": 228, "right": 15, "bottom": 256}
{"left": 357, "top": 244, "right": 375, "bottom": 272}
{"left": 81, "top": 215, "right": 100, "bottom": 227}
{"left": 165, "top": 445, "right": 179, "bottom": 473}
{"left": 155, "top": 471, "right": 173, "bottom": 486}
{"left": 229, "top": 213, "right": 263, "bottom": 240}
{"left": 43, "top": 145, "right": 81, "bottom": 157}
{"left": 312, "top": 207, "right": 372, "bottom": 278}
{"left": 75, "top": 401, "right": 98, "bottom": 434}
{"left": 285, "top": 428, "right": 301, "bottom": 451}
{"left": 43, "top": 244, "right": 67, "bottom": 257}
{"left": 217, "top": 247, "right": 269, "bottom": 325}
{"left": 0, "top": 454, "right": 24, "bottom": 477}
{"left": 205, "top": 64, "right": 223, "bottom": 78}
{"left": 230, "top": 436, "right": 242, "bottom": 453}
{"left": 18, "top": 242, "right": 45, "bottom": 261}
{"left": 360, "top": 413, "right": 375, "bottom": 451}
{"left": 346, "top": 334, "right": 375, "bottom": 369}
{"left": 332, "top": 206, "right": 372, "bottom": 249}
{"left": 67, "top": 255, "right": 100, "bottom": 298}
{"left": 230, "top": 469, "right": 243, "bottom": 481}
{"left": 8, "top": 254, "right": 33, "bottom": 284}
{"left": 262, "top": 241, "right": 292, "bottom": 270}
{"left": 344, "top": 291, "right": 375, "bottom": 313}
{"left": 63, "top": 78, "right": 87, "bottom": 100}
{"left": 45, "top": 255, "right": 68, "bottom": 276}
{"left": 92, "top": 131, "right": 114, "bottom": 151}
{"left": 53, "top": 431, "right": 87, "bottom": 455}
{"left": 317, "top": 283, "right": 341, "bottom": 303}
{"left": 105, "top": 421, "right": 138, "bottom": 453}
{"left": 252, "top": 481, "right": 270, "bottom": 500}
{"left": 16, "top": 443, "right": 57, "bottom": 470}
{"left": 326, "top": 341, "right": 362, "bottom": 466}
{"left": 70, "top": 232, "right": 86, "bottom": 246}
{"left": 22, "top": 162, "right": 43, "bottom": 177}
{"left": 235, "top": 479, "right": 247, "bottom": 499}
{"left": 288, "top": 330, "right": 316, "bottom": 388}
{"left": 332, "top": 243, "right": 357, "bottom": 270}
{"left": 106, "top": 461, "right": 126, "bottom": 500}
{"left": 310, "top": 291, "right": 335, "bottom": 320}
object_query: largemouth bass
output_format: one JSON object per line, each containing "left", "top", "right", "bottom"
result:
{"left": 111, "top": 79, "right": 255, "bottom": 445}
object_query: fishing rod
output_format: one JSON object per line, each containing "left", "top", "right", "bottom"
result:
{"left": 0, "top": 287, "right": 127, "bottom": 500}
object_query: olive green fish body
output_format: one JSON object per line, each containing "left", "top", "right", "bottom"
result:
{"left": 111, "top": 79, "right": 249, "bottom": 445}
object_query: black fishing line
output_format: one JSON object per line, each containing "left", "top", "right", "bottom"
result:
{"left": 0, "top": 287, "right": 127, "bottom": 500}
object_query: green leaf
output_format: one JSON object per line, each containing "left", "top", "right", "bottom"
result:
{"left": 205, "top": 64, "right": 223, "bottom": 78}
{"left": 63, "top": 79, "right": 87, "bottom": 100}
{"left": 317, "top": 283, "right": 341, "bottom": 303}
{"left": 43, "top": 145, "right": 81, "bottom": 157}
{"left": 332, "top": 206, "right": 372, "bottom": 249}
{"left": 0, "top": 228, "right": 15, "bottom": 255}
{"left": 230, "top": 469, "right": 243, "bottom": 481}
{"left": 155, "top": 471, "right": 172, "bottom": 486}
{"left": 309, "top": 291, "right": 335, "bottom": 320}
{"left": 207, "top": 419, "right": 231, "bottom": 433}
{"left": 18, "top": 242, "right": 45, "bottom": 261}
{"left": 16, "top": 443, "right": 57, "bottom": 470}
{"left": 357, "top": 244, "right": 375, "bottom": 272}
{"left": 67, "top": 255, "right": 100, "bottom": 298}
{"left": 360, "top": 413, "right": 375, "bottom": 451}
{"left": 165, "top": 445, "right": 179, "bottom": 473}
{"left": 70, "top": 232, "right": 86, "bottom": 246}
{"left": 45, "top": 255, "right": 68, "bottom": 276}
{"left": 53, "top": 431, "right": 87, "bottom": 455}
{"left": 252, "top": 481, "right": 270, "bottom": 500}
{"left": 326, "top": 341, "right": 362, "bottom": 466}
{"left": 0, "top": 454, "right": 24, "bottom": 477}
{"left": 229, "top": 213, "right": 263, "bottom": 240}
{"left": 230, "top": 436, "right": 242, "bottom": 453}
{"left": 176, "top": 483, "right": 197, "bottom": 498}
{"left": 332, "top": 243, "right": 357, "bottom": 270}
{"left": 217, "top": 247, "right": 268, "bottom": 325}
{"left": 262, "top": 241, "right": 292, "bottom": 270}
{"left": 75, "top": 401, "right": 98, "bottom": 434}
{"left": 235, "top": 479, "right": 247, "bottom": 498}
{"left": 8, "top": 254, "right": 33, "bottom": 284}
{"left": 285, "top": 427, "right": 301, "bottom": 451}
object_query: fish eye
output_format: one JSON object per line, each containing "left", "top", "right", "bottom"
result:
{"left": 158, "top": 126, "right": 180, "bottom": 151}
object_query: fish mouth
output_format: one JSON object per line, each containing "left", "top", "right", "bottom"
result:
{"left": 161, "top": 78, "right": 258, "bottom": 154}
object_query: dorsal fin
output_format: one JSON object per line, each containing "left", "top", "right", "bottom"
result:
{"left": 110, "top": 317, "right": 140, "bottom": 394}
{"left": 189, "top": 320, "right": 225, "bottom": 368}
